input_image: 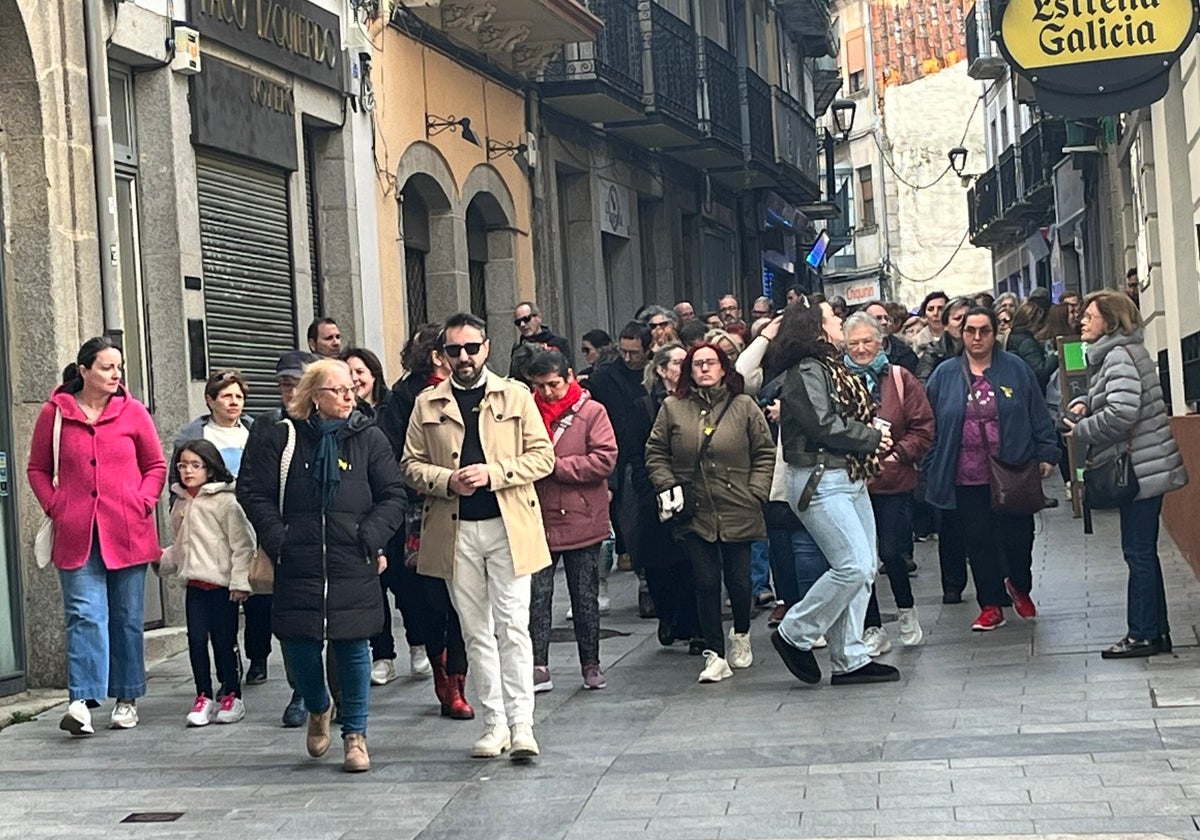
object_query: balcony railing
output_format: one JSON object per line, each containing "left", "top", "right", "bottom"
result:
{"left": 998, "top": 146, "right": 1019, "bottom": 213}
{"left": 646, "top": 2, "right": 698, "bottom": 125}
{"left": 698, "top": 38, "right": 741, "bottom": 149}
{"left": 772, "top": 86, "right": 818, "bottom": 187}
{"left": 972, "top": 167, "right": 999, "bottom": 235}
{"left": 742, "top": 68, "right": 774, "bottom": 163}
{"left": 542, "top": 0, "right": 643, "bottom": 102}
{"left": 1020, "top": 118, "right": 1067, "bottom": 196}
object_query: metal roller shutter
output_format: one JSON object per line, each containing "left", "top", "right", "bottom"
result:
{"left": 197, "top": 154, "right": 296, "bottom": 416}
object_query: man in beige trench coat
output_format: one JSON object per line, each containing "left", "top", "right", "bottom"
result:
{"left": 402, "top": 312, "right": 556, "bottom": 761}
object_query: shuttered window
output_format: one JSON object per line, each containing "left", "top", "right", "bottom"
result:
{"left": 303, "top": 137, "right": 323, "bottom": 318}
{"left": 846, "top": 27, "right": 866, "bottom": 92}
{"left": 197, "top": 154, "right": 296, "bottom": 415}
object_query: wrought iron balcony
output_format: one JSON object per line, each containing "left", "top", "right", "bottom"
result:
{"left": 742, "top": 68, "right": 774, "bottom": 165}
{"left": 645, "top": 1, "right": 699, "bottom": 126}
{"left": 775, "top": 0, "right": 837, "bottom": 58}
{"left": 698, "top": 38, "right": 742, "bottom": 151}
{"left": 540, "top": 0, "right": 645, "bottom": 122}
{"left": 772, "top": 86, "right": 820, "bottom": 201}
{"left": 998, "top": 146, "right": 1019, "bottom": 214}
{"left": 968, "top": 167, "right": 1001, "bottom": 245}
{"left": 969, "top": 120, "right": 1068, "bottom": 247}
{"left": 1020, "top": 118, "right": 1068, "bottom": 201}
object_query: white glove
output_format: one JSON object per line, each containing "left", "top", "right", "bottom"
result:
{"left": 657, "top": 486, "right": 686, "bottom": 522}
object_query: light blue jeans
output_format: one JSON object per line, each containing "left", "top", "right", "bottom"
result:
{"left": 58, "top": 538, "right": 148, "bottom": 701}
{"left": 750, "top": 539, "right": 773, "bottom": 597}
{"left": 778, "top": 466, "right": 877, "bottom": 674}
{"left": 284, "top": 637, "right": 372, "bottom": 737}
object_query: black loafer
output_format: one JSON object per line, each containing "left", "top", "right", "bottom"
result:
{"left": 942, "top": 591, "right": 963, "bottom": 604}
{"left": 688, "top": 638, "right": 705, "bottom": 656}
{"left": 831, "top": 661, "right": 902, "bottom": 685}
{"left": 1101, "top": 636, "right": 1159, "bottom": 659}
{"left": 657, "top": 620, "right": 675, "bottom": 647}
{"left": 771, "top": 630, "right": 822, "bottom": 684}
{"left": 1156, "top": 633, "right": 1173, "bottom": 653}
{"left": 245, "top": 660, "right": 268, "bottom": 686}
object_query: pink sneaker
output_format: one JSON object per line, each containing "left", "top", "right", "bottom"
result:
{"left": 186, "top": 695, "right": 216, "bottom": 727}
{"left": 216, "top": 692, "right": 245, "bottom": 724}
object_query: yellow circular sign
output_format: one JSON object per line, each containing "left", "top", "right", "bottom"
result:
{"left": 1001, "top": 0, "right": 1196, "bottom": 70}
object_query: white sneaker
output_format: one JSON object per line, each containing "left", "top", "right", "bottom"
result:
{"left": 471, "top": 723, "right": 511, "bottom": 758}
{"left": 60, "top": 700, "right": 94, "bottom": 736}
{"left": 597, "top": 579, "right": 611, "bottom": 615}
{"left": 897, "top": 607, "right": 924, "bottom": 646}
{"left": 565, "top": 606, "right": 573, "bottom": 620}
{"left": 510, "top": 722, "right": 540, "bottom": 760}
{"left": 110, "top": 700, "right": 138, "bottom": 730}
{"left": 215, "top": 693, "right": 245, "bottom": 724}
{"left": 863, "top": 626, "right": 892, "bottom": 657}
{"left": 698, "top": 650, "right": 733, "bottom": 683}
{"left": 728, "top": 628, "right": 753, "bottom": 669}
{"left": 371, "top": 659, "right": 398, "bottom": 685}
{"left": 410, "top": 646, "right": 432, "bottom": 679}
{"left": 186, "top": 695, "right": 217, "bottom": 727}
{"left": 814, "top": 635, "right": 828, "bottom": 649}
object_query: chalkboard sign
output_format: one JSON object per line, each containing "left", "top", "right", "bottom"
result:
{"left": 1057, "top": 337, "right": 1089, "bottom": 518}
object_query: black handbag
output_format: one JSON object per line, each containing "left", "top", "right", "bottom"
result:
{"left": 1083, "top": 440, "right": 1139, "bottom": 510}
{"left": 669, "top": 397, "right": 733, "bottom": 524}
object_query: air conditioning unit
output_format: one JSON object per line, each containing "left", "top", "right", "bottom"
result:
{"left": 966, "top": 3, "right": 1007, "bottom": 80}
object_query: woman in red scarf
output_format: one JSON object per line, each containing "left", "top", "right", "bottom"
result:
{"left": 526, "top": 351, "right": 619, "bottom": 692}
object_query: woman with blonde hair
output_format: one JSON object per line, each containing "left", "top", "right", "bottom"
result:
{"left": 704, "top": 328, "right": 745, "bottom": 363}
{"left": 238, "top": 359, "right": 406, "bottom": 772}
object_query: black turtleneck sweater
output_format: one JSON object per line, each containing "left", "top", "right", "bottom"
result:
{"left": 452, "top": 384, "right": 502, "bottom": 521}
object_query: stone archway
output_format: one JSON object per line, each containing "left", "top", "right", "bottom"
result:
{"left": 461, "top": 164, "right": 519, "bottom": 360}
{"left": 396, "top": 142, "right": 466, "bottom": 327}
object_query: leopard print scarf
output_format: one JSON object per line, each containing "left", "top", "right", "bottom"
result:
{"left": 819, "top": 357, "right": 882, "bottom": 483}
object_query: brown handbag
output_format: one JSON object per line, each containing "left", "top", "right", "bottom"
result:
{"left": 965, "top": 367, "right": 1045, "bottom": 516}
{"left": 248, "top": 419, "right": 297, "bottom": 595}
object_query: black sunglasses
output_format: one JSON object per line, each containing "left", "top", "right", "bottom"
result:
{"left": 443, "top": 342, "right": 484, "bottom": 357}
{"left": 514, "top": 315, "right": 535, "bottom": 326}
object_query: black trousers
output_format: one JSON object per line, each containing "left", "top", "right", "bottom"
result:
{"left": 416, "top": 573, "right": 468, "bottom": 675}
{"left": 370, "top": 559, "right": 426, "bottom": 661}
{"left": 938, "top": 503, "right": 969, "bottom": 597}
{"left": 186, "top": 585, "right": 241, "bottom": 699}
{"left": 956, "top": 484, "right": 1035, "bottom": 608}
{"left": 637, "top": 504, "right": 698, "bottom": 640}
{"left": 681, "top": 534, "right": 752, "bottom": 657}
{"left": 242, "top": 594, "right": 273, "bottom": 662}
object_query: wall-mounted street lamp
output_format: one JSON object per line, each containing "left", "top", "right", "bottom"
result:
{"left": 830, "top": 98, "right": 857, "bottom": 139}
{"left": 426, "top": 114, "right": 480, "bottom": 146}
{"left": 948, "top": 146, "right": 969, "bottom": 177}
{"left": 486, "top": 138, "right": 528, "bottom": 161}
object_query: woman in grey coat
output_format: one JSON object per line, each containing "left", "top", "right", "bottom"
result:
{"left": 1066, "top": 290, "right": 1188, "bottom": 659}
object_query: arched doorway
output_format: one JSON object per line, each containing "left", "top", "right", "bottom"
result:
{"left": 465, "top": 192, "right": 516, "bottom": 360}
{"left": 399, "top": 173, "right": 456, "bottom": 337}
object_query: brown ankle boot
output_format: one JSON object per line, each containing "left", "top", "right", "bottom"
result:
{"left": 343, "top": 732, "right": 370, "bottom": 772}
{"left": 447, "top": 674, "right": 475, "bottom": 720}
{"left": 431, "top": 651, "right": 451, "bottom": 715}
{"left": 306, "top": 706, "right": 332, "bottom": 758}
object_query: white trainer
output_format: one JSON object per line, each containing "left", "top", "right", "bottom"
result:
{"left": 698, "top": 650, "right": 733, "bottom": 683}
{"left": 215, "top": 693, "right": 245, "bottom": 724}
{"left": 110, "top": 700, "right": 138, "bottom": 730}
{"left": 186, "top": 695, "right": 217, "bottom": 727}
{"left": 371, "top": 659, "right": 398, "bottom": 686}
{"left": 510, "top": 722, "right": 540, "bottom": 760}
{"left": 863, "top": 626, "right": 892, "bottom": 657}
{"left": 728, "top": 628, "right": 753, "bottom": 669}
{"left": 597, "top": 579, "right": 611, "bottom": 615}
{"left": 410, "top": 645, "right": 432, "bottom": 679}
{"left": 60, "top": 700, "right": 94, "bottom": 736}
{"left": 897, "top": 607, "right": 924, "bottom": 646}
{"left": 471, "top": 723, "right": 511, "bottom": 758}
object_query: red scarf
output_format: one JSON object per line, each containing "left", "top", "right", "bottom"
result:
{"left": 426, "top": 374, "right": 445, "bottom": 388}
{"left": 535, "top": 380, "right": 584, "bottom": 435}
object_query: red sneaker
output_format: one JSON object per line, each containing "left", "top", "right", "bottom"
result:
{"left": 972, "top": 606, "right": 1006, "bottom": 631}
{"left": 1005, "top": 579, "right": 1037, "bottom": 619}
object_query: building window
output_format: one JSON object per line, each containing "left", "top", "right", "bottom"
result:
{"left": 858, "top": 166, "right": 876, "bottom": 228}
{"left": 845, "top": 27, "right": 867, "bottom": 94}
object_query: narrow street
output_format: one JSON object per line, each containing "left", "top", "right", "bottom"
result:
{"left": 3, "top": 501, "right": 1200, "bottom": 839}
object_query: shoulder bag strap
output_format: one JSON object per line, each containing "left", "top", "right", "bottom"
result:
{"left": 277, "top": 419, "right": 297, "bottom": 514}
{"left": 690, "top": 396, "right": 734, "bottom": 478}
{"left": 890, "top": 365, "right": 905, "bottom": 405}
{"left": 51, "top": 407, "right": 63, "bottom": 488}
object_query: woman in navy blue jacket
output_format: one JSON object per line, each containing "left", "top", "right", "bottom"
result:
{"left": 925, "top": 307, "right": 1058, "bottom": 632}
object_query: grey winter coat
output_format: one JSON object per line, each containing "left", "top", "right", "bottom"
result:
{"left": 1070, "top": 329, "right": 1188, "bottom": 501}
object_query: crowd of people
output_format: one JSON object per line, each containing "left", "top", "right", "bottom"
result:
{"left": 26, "top": 280, "right": 1186, "bottom": 772}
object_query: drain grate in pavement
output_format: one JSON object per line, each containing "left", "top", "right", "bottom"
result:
{"left": 549, "top": 627, "right": 630, "bottom": 643}
{"left": 121, "top": 813, "right": 183, "bottom": 824}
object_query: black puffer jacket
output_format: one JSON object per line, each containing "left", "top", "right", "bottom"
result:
{"left": 237, "top": 411, "right": 407, "bottom": 641}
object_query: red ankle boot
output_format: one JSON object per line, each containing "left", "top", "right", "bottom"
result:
{"left": 431, "top": 652, "right": 451, "bottom": 715}
{"left": 446, "top": 674, "right": 475, "bottom": 720}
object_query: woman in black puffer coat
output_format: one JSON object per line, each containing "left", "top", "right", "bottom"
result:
{"left": 238, "top": 359, "right": 405, "bottom": 773}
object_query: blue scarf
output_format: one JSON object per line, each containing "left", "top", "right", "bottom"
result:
{"left": 309, "top": 416, "right": 348, "bottom": 510}
{"left": 844, "top": 351, "right": 889, "bottom": 400}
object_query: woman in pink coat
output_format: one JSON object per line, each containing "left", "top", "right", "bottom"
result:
{"left": 27, "top": 336, "right": 167, "bottom": 737}
{"left": 526, "top": 351, "right": 619, "bottom": 692}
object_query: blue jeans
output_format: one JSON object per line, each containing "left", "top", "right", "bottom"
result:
{"left": 58, "top": 539, "right": 147, "bottom": 701}
{"left": 1119, "top": 495, "right": 1168, "bottom": 641}
{"left": 768, "top": 527, "right": 829, "bottom": 605}
{"left": 750, "top": 539, "right": 773, "bottom": 598}
{"left": 779, "top": 466, "right": 876, "bottom": 674}
{"left": 284, "top": 638, "right": 371, "bottom": 737}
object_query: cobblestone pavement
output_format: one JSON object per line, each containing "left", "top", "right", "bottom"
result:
{"left": 4, "top": 499, "right": 1200, "bottom": 840}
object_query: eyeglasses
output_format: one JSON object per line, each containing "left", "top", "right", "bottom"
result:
{"left": 514, "top": 315, "right": 535, "bottom": 326}
{"left": 692, "top": 359, "right": 721, "bottom": 369}
{"left": 177, "top": 461, "right": 205, "bottom": 472}
{"left": 846, "top": 339, "right": 879, "bottom": 349}
{"left": 648, "top": 320, "right": 670, "bottom": 329}
{"left": 443, "top": 342, "right": 484, "bottom": 358}
{"left": 963, "top": 326, "right": 994, "bottom": 337}
{"left": 318, "top": 386, "right": 355, "bottom": 398}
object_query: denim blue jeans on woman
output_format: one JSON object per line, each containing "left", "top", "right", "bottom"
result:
{"left": 778, "top": 466, "right": 876, "bottom": 675}
{"left": 1120, "top": 495, "right": 1169, "bottom": 641}
{"left": 58, "top": 537, "right": 147, "bottom": 702}
{"left": 284, "top": 638, "right": 371, "bottom": 737}
{"left": 768, "top": 527, "right": 829, "bottom": 605}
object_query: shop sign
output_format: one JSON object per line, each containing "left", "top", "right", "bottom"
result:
{"left": 599, "top": 178, "right": 631, "bottom": 238}
{"left": 825, "top": 277, "right": 880, "bottom": 304}
{"left": 191, "top": 57, "right": 299, "bottom": 171}
{"left": 189, "top": 0, "right": 344, "bottom": 93}
{"left": 994, "top": 0, "right": 1198, "bottom": 116}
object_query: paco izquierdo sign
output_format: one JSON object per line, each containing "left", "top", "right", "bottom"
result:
{"left": 993, "top": 0, "right": 1198, "bottom": 116}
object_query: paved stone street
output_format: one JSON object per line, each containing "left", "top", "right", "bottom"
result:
{"left": 4, "top": 500, "right": 1200, "bottom": 840}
